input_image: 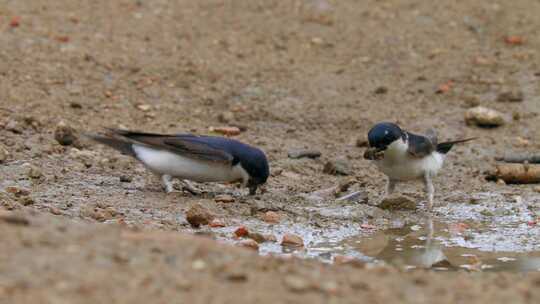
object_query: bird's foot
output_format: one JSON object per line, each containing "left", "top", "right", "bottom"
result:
{"left": 161, "top": 175, "right": 178, "bottom": 194}
{"left": 181, "top": 180, "right": 202, "bottom": 195}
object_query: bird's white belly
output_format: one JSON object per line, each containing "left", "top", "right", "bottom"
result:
{"left": 376, "top": 152, "right": 444, "bottom": 181}
{"left": 132, "top": 145, "right": 245, "bottom": 182}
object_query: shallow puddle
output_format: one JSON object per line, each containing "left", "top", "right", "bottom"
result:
{"left": 232, "top": 192, "right": 540, "bottom": 272}
{"left": 337, "top": 217, "right": 540, "bottom": 272}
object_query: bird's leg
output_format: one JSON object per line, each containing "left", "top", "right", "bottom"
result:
{"left": 161, "top": 174, "right": 175, "bottom": 194}
{"left": 386, "top": 178, "right": 397, "bottom": 196}
{"left": 425, "top": 214, "right": 434, "bottom": 247}
{"left": 181, "top": 179, "right": 201, "bottom": 195}
{"left": 423, "top": 173, "right": 435, "bottom": 211}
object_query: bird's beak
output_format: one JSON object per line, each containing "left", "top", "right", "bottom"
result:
{"left": 248, "top": 185, "right": 258, "bottom": 195}
{"left": 363, "top": 147, "right": 386, "bottom": 160}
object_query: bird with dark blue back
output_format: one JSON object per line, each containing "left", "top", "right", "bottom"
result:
{"left": 364, "top": 122, "right": 474, "bottom": 210}
{"left": 89, "top": 128, "right": 269, "bottom": 195}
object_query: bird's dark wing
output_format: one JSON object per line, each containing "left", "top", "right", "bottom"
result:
{"left": 106, "top": 128, "right": 234, "bottom": 164}
{"left": 406, "top": 131, "right": 436, "bottom": 158}
{"left": 162, "top": 137, "right": 234, "bottom": 163}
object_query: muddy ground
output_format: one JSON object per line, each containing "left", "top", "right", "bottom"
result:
{"left": 1, "top": 0, "right": 540, "bottom": 303}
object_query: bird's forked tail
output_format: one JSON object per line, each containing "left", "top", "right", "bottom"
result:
{"left": 436, "top": 138, "right": 476, "bottom": 154}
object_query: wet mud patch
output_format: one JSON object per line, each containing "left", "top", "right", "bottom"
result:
{"left": 254, "top": 191, "right": 540, "bottom": 271}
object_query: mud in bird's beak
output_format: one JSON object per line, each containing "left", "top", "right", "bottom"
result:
{"left": 363, "top": 147, "right": 386, "bottom": 160}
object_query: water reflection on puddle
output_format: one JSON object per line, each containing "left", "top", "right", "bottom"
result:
{"left": 322, "top": 216, "right": 540, "bottom": 272}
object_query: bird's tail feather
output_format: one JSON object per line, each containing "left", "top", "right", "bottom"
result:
{"left": 436, "top": 138, "right": 476, "bottom": 154}
{"left": 86, "top": 134, "right": 135, "bottom": 157}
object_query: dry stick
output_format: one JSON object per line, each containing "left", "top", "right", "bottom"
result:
{"left": 487, "top": 163, "right": 540, "bottom": 184}
{"left": 495, "top": 154, "right": 540, "bottom": 164}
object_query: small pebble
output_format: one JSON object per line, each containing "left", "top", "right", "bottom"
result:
{"left": 224, "top": 268, "right": 248, "bottom": 282}
{"left": 319, "top": 280, "right": 339, "bottom": 294}
{"left": 374, "top": 86, "right": 388, "bottom": 94}
{"left": 6, "top": 186, "right": 30, "bottom": 197}
{"left": 214, "top": 194, "right": 235, "bottom": 203}
{"left": 5, "top": 120, "right": 22, "bottom": 134}
{"left": 26, "top": 165, "right": 43, "bottom": 179}
{"left": 239, "top": 239, "right": 259, "bottom": 251}
{"left": 22, "top": 116, "right": 40, "bottom": 129}
{"left": 9, "top": 16, "right": 21, "bottom": 28}
{"left": 69, "top": 101, "right": 83, "bottom": 109}
{"left": 264, "top": 234, "right": 277, "bottom": 242}
{"left": 480, "top": 209, "right": 494, "bottom": 217}
{"left": 311, "top": 37, "right": 324, "bottom": 45}
{"left": 379, "top": 194, "right": 416, "bottom": 211}
{"left": 234, "top": 226, "right": 249, "bottom": 238}
{"left": 504, "top": 35, "right": 525, "bottom": 45}
{"left": 93, "top": 209, "right": 114, "bottom": 222}
{"left": 19, "top": 196, "right": 34, "bottom": 206}
{"left": 515, "top": 137, "right": 530, "bottom": 147}
{"left": 79, "top": 205, "right": 97, "bottom": 219}
{"left": 50, "top": 207, "right": 63, "bottom": 215}
{"left": 465, "top": 106, "right": 505, "bottom": 127}
{"left": 333, "top": 255, "right": 355, "bottom": 265}
{"left": 185, "top": 204, "right": 215, "bottom": 228}
{"left": 119, "top": 175, "right": 132, "bottom": 183}
{"left": 281, "top": 233, "right": 304, "bottom": 247}
{"left": 497, "top": 90, "right": 524, "bottom": 102}
{"left": 136, "top": 104, "right": 151, "bottom": 112}
{"left": 247, "top": 232, "right": 266, "bottom": 243}
{"left": 271, "top": 168, "right": 283, "bottom": 177}
{"left": 287, "top": 149, "right": 322, "bottom": 159}
{"left": 191, "top": 259, "right": 206, "bottom": 270}
{"left": 54, "top": 121, "right": 79, "bottom": 146}
{"left": 462, "top": 95, "right": 481, "bottom": 108}
{"left": 209, "top": 126, "right": 241, "bottom": 136}
{"left": 262, "top": 211, "right": 280, "bottom": 223}
{"left": 323, "top": 158, "right": 352, "bottom": 175}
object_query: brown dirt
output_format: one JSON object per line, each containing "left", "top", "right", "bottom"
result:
{"left": 1, "top": 0, "right": 540, "bottom": 303}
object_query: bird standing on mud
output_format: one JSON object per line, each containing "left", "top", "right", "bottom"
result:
{"left": 363, "top": 122, "right": 474, "bottom": 210}
{"left": 89, "top": 129, "right": 269, "bottom": 195}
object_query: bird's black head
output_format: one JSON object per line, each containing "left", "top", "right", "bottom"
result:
{"left": 367, "top": 122, "right": 405, "bottom": 151}
{"left": 196, "top": 136, "right": 270, "bottom": 195}
{"left": 238, "top": 147, "right": 269, "bottom": 195}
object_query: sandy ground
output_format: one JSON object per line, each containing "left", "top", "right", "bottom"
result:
{"left": 1, "top": 0, "right": 540, "bottom": 303}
